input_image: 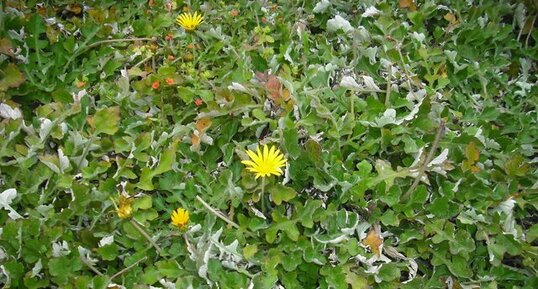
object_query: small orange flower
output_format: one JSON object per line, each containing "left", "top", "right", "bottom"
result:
{"left": 186, "top": 43, "right": 195, "bottom": 49}
{"left": 151, "top": 81, "right": 160, "bottom": 90}
{"left": 230, "top": 9, "right": 239, "bottom": 17}
{"left": 261, "top": 16, "right": 267, "bottom": 23}
{"left": 166, "top": 78, "right": 174, "bottom": 85}
{"left": 194, "top": 98, "right": 203, "bottom": 106}
{"left": 165, "top": 33, "right": 173, "bottom": 41}
{"left": 75, "top": 80, "right": 86, "bottom": 88}
{"left": 167, "top": 55, "right": 175, "bottom": 61}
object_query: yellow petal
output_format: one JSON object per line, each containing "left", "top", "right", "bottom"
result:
{"left": 263, "top": 145, "right": 269, "bottom": 161}
{"left": 246, "top": 149, "right": 261, "bottom": 165}
{"left": 256, "top": 146, "right": 263, "bottom": 160}
{"left": 241, "top": 160, "right": 258, "bottom": 168}
{"left": 268, "top": 146, "right": 276, "bottom": 160}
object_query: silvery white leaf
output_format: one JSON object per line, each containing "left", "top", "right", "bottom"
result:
{"left": 520, "top": 58, "right": 531, "bottom": 79}
{"left": 39, "top": 118, "right": 53, "bottom": 140}
{"left": 31, "top": 259, "right": 42, "bottom": 277}
{"left": 227, "top": 82, "right": 247, "bottom": 92}
{"left": 495, "top": 198, "right": 516, "bottom": 215}
{"left": 406, "top": 89, "right": 426, "bottom": 102}
{"left": 354, "top": 26, "right": 370, "bottom": 42}
{"left": 327, "top": 15, "right": 354, "bottom": 33}
{"left": 375, "top": 109, "right": 397, "bottom": 126}
{"left": 412, "top": 32, "right": 425, "bottom": 43}
{"left": 58, "top": 149, "right": 70, "bottom": 172}
{"left": 0, "top": 189, "right": 17, "bottom": 208}
{"left": 515, "top": 81, "right": 532, "bottom": 96}
{"left": 428, "top": 149, "right": 449, "bottom": 166}
{"left": 340, "top": 76, "right": 361, "bottom": 90}
{"left": 362, "top": 6, "right": 381, "bottom": 17}
{"left": 356, "top": 221, "right": 371, "bottom": 240}
{"left": 0, "top": 103, "right": 22, "bottom": 120}
{"left": 99, "top": 235, "right": 114, "bottom": 247}
{"left": 159, "top": 279, "right": 176, "bottom": 289}
{"left": 78, "top": 245, "right": 98, "bottom": 265}
{"left": 365, "top": 47, "right": 378, "bottom": 64}
{"left": 515, "top": 3, "right": 526, "bottom": 28}
{"left": 0, "top": 188, "right": 23, "bottom": 220}
{"left": 478, "top": 15, "right": 488, "bottom": 28}
{"left": 198, "top": 244, "right": 211, "bottom": 280}
{"left": 363, "top": 76, "right": 380, "bottom": 91}
{"left": 52, "top": 241, "right": 70, "bottom": 257}
{"left": 315, "top": 234, "right": 349, "bottom": 244}
{"left": 313, "top": 0, "right": 331, "bottom": 13}
{"left": 503, "top": 212, "right": 517, "bottom": 237}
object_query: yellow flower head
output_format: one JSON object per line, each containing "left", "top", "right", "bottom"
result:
{"left": 116, "top": 195, "right": 132, "bottom": 219}
{"left": 176, "top": 12, "right": 204, "bottom": 31}
{"left": 171, "top": 208, "right": 190, "bottom": 229}
{"left": 241, "top": 144, "right": 287, "bottom": 179}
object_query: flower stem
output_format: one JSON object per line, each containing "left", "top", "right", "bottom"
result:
{"left": 195, "top": 195, "right": 257, "bottom": 238}
{"left": 260, "top": 178, "right": 266, "bottom": 215}
{"left": 80, "top": 256, "right": 104, "bottom": 276}
{"left": 196, "top": 195, "right": 240, "bottom": 229}
{"left": 130, "top": 219, "right": 163, "bottom": 255}
{"left": 111, "top": 256, "right": 147, "bottom": 280}
{"left": 401, "top": 120, "right": 446, "bottom": 201}
{"left": 76, "top": 133, "right": 95, "bottom": 172}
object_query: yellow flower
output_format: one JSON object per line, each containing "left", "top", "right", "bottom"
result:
{"left": 176, "top": 12, "right": 204, "bottom": 31}
{"left": 171, "top": 208, "right": 190, "bottom": 229}
{"left": 241, "top": 144, "right": 287, "bottom": 179}
{"left": 116, "top": 195, "right": 132, "bottom": 219}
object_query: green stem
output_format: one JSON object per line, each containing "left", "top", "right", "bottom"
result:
{"left": 385, "top": 63, "right": 392, "bottom": 107}
{"left": 401, "top": 120, "right": 446, "bottom": 201}
{"left": 111, "top": 256, "right": 147, "bottom": 280}
{"left": 195, "top": 196, "right": 257, "bottom": 238}
{"left": 260, "top": 178, "right": 266, "bottom": 215}
{"left": 80, "top": 256, "right": 104, "bottom": 276}
{"left": 196, "top": 196, "right": 239, "bottom": 229}
{"left": 130, "top": 219, "right": 163, "bottom": 255}
{"left": 76, "top": 133, "right": 96, "bottom": 172}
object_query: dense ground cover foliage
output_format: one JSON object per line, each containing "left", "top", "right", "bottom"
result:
{"left": 0, "top": 0, "right": 537, "bottom": 288}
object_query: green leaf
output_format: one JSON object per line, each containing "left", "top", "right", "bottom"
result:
{"left": 96, "top": 244, "right": 119, "bottom": 261}
{"left": 449, "top": 255, "right": 473, "bottom": 278}
{"left": 451, "top": 229, "right": 475, "bottom": 255}
{"left": 283, "top": 127, "right": 301, "bottom": 159}
{"left": 93, "top": 106, "right": 120, "bottom": 135}
{"left": 48, "top": 256, "right": 82, "bottom": 284}
{"left": 243, "top": 244, "right": 258, "bottom": 259}
{"left": 92, "top": 276, "right": 110, "bottom": 289}
{"left": 141, "top": 268, "right": 161, "bottom": 284}
{"left": 133, "top": 195, "right": 153, "bottom": 210}
{"left": 504, "top": 154, "right": 530, "bottom": 177}
{"left": 137, "top": 147, "right": 176, "bottom": 190}
{"left": 269, "top": 184, "right": 297, "bottom": 205}
{"left": 0, "top": 63, "right": 25, "bottom": 91}
{"left": 380, "top": 209, "right": 400, "bottom": 226}
{"left": 377, "top": 263, "right": 401, "bottom": 282}
{"left": 428, "top": 196, "right": 458, "bottom": 218}
{"left": 305, "top": 140, "right": 324, "bottom": 167}
{"left": 375, "top": 160, "right": 409, "bottom": 192}
{"left": 157, "top": 260, "right": 182, "bottom": 278}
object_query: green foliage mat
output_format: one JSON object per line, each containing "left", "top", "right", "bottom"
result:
{"left": 0, "top": 0, "right": 537, "bottom": 288}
